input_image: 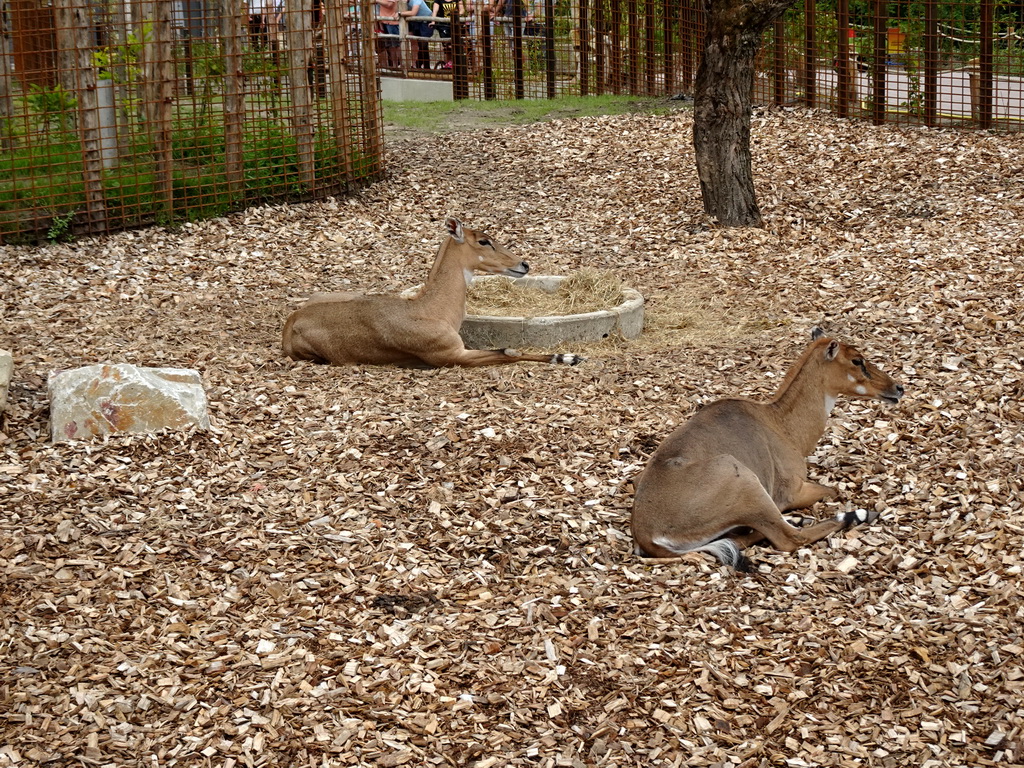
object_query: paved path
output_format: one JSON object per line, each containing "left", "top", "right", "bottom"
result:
{"left": 813, "top": 66, "right": 1024, "bottom": 122}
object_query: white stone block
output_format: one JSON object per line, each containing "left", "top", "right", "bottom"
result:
{"left": 49, "top": 364, "right": 210, "bottom": 443}
{"left": 0, "top": 349, "right": 12, "bottom": 413}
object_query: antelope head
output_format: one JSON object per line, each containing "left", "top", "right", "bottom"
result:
{"left": 447, "top": 217, "right": 529, "bottom": 279}
{"left": 811, "top": 327, "right": 904, "bottom": 405}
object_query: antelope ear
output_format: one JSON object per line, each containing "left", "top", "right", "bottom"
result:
{"left": 810, "top": 326, "right": 826, "bottom": 341}
{"left": 824, "top": 340, "right": 840, "bottom": 361}
{"left": 446, "top": 217, "right": 465, "bottom": 243}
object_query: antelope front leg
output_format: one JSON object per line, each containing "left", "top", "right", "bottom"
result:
{"left": 784, "top": 481, "right": 840, "bottom": 511}
{"left": 428, "top": 348, "right": 585, "bottom": 368}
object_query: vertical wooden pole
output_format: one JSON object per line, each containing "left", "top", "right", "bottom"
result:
{"left": 359, "top": 0, "right": 382, "bottom": 169}
{"left": 55, "top": 0, "right": 108, "bottom": 234}
{"left": 481, "top": 8, "right": 495, "bottom": 99}
{"left": 680, "top": 0, "right": 693, "bottom": 93}
{"left": 285, "top": 0, "right": 315, "bottom": 189}
{"left": 978, "top": 0, "right": 993, "bottom": 128}
{"left": 662, "top": 0, "right": 673, "bottom": 94}
{"left": 142, "top": 0, "right": 174, "bottom": 222}
{"left": 0, "top": 1, "right": 16, "bottom": 150}
{"left": 594, "top": 0, "right": 604, "bottom": 95}
{"left": 324, "top": 0, "right": 353, "bottom": 184}
{"left": 773, "top": 17, "right": 784, "bottom": 105}
{"left": 544, "top": 0, "right": 555, "bottom": 98}
{"left": 626, "top": 0, "right": 638, "bottom": 94}
{"left": 836, "top": 0, "right": 850, "bottom": 117}
{"left": 643, "top": 0, "right": 654, "bottom": 95}
{"left": 923, "top": 0, "right": 937, "bottom": 126}
{"left": 871, "top": 0, "right": 886, "bottom": 125}
{"left": 802, "top": 0, "right": 815, "bottom": 107}
{"left": 694, "top": 0, "right": 704, "bottom": 90}
{"left": 579, "top": 0, "right": 590, "bottom": 96}
{"left": 610, "top": 0, "right": 622, "bottom": 93}
{"left": 512, "top": 0, "right": 524, "bottom": 99}
{"left": 453, "top": 6, "right": 469, "bottom": 100}
{"left": 223, "top": 0, "right": 245, "bottom": 204}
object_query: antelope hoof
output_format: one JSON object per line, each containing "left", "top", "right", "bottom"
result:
{"left": 785, "top": 514, "right": 816, "bottom": 528}
{"left": 553, "top": 354, "right": 584, "bottom": 366}
{"left": 836, "top": 507, "right": 880, "bottom": 529}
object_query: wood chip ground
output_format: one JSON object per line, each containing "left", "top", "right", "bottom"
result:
{"left": 1, "top": 107, "right": 1022, "bottom": 767}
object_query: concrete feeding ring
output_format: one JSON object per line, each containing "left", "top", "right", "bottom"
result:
{"left": 460, "top": 275, "right": 645, "bottom": 349}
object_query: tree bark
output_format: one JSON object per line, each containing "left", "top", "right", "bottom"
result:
{"left": 692, "top": 0, "right": 796, "bottom": 227}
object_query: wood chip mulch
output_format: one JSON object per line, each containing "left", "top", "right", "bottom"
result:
{"left": 1, "top": 107, "right": 1022, "bottom": 767}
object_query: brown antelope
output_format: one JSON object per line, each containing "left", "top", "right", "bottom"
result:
{"left": 631, "top": 328, "right": 904, "bottom": 570}
{"left": 281, "top": 217, "right": 584, "bottom": 368}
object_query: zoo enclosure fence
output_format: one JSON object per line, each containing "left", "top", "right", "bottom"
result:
{"left": 381, "top": 0, "right": 1024, "bottom": 130}
{"left": 1, "top": 0, "right": 384, "bottom": 244}
{"left": 2, "top": 0, "right": 1021, "bottom": 243}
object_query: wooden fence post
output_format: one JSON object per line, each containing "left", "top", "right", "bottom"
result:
{"left": 871, "top": 0, "right": 886, "bottom": 125}
{"left": 661, "top": 0, "right": 673, "bottom": 94}
{"left": 324, "top": 0, "right": 353, "bottom": 185}
{"left": 978, "top": 0, "right": 994, "bottom": 128}
{"left": 923, "top": 0, "right": 937, "bottom": 126}
{"left": 358, "top": 0, "right": 382, "bottom": 167}
{"left": 0, "top": 1, "right": 17, "bottom": 150}
{"left": 836, "top": 0, "right": 851, "bottom": 117}
{"left": 773, "top": 17, "right": 784, "bottom": 105}
{"left": 544, "top": 0, "right": 555, "bottom": 98}
{"left": 223, "top": 0, "right": 245, "bottom": 204}
{"left": 802, "top": 0, "right": 815, "bottom": 107}
{"left": 626, "top": 0, "right": 638, "bottom": 95}
{"left": 285, "top": 0, "right": 316, "bottom": 190}
{"left": 54, "top": 0, "right": 107, "bottom": 234}
{"left": 643, "top": 0, "right": 655, "bottom": 95}
{"left": 481, "top": 8, "right": 495, "bottom": 100}
{"left": 142, "top": 0, "right": 174, "bottom": 223}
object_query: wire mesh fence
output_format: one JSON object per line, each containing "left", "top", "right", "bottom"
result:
{"left": 2, "top": 0, "right": 1021, "bottom": 241}
{"left": 1, "top": 0, "right": 384, "bottom": 243}
{"left": 383, "top": 0, "right": 1024, "bottom": 127}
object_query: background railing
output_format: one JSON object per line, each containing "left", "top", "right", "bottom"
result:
{"left": 2, "top": 0, "right": 1020, "bottom": 242}
{"left": 383, "top": 0, "right": 1024, "bottom": 129}
{"left": 0, "top": 0, "right": 384, "bottom": 244}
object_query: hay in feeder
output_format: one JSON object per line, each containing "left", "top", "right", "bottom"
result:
{"left": 465, "top": 269, "right": 625, "bottom": 318}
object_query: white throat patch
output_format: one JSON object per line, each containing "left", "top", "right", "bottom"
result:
{"left": 824, "top": 394, "right": 837, "bottom": 417}
{"left": 463, "top": 269, "right": 475, "bottom": 286}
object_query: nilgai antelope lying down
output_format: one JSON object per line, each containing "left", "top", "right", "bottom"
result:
{"left": 631, "top": 328, "right": 904, "bottom": 570}
{"left": 282, "top": 217, "right": 584, "bottom": 368}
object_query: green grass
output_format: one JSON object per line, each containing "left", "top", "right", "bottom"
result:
{"left": 382, "top": 94, "right": 676, "bottom": 134}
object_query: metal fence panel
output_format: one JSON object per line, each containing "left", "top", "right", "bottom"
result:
{"left": 1, "top": 0, "right": 383, "bottom": 243}
{"left": 380, "top": 0, "right": 1023, "bottom": 130}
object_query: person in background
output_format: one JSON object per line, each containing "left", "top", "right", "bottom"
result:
{"left": 399, "top": 0, "right": 435, "bottom": 70}
{"left": 248, "top": 0, "right": 275, "bottom": 49}
{"left": 430, "top": 0, "right": 464, "bottom": 69}
{"left": 376, "top": 0, "right": 402, "bottom": 69}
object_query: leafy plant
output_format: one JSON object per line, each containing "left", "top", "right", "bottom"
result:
{"left": 47, "top": 210, "right": 77, "bottom": 243}
{"left": 26, "top": 84, "right": 78, "bottom": 133}
{"left": 93, "top": 23, "right": 151, "bottom": 83}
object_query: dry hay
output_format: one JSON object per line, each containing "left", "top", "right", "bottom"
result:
{"left": 465, "top": 269, "right": 626, "bottom": 318}
{"left": 1, "top": 107, "right": 1023, "bottom": 768}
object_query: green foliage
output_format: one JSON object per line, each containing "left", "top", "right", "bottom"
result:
{"left": 47, "top": 209, "right": 77, "bottom": 243}
{"left": 93, "top": 23, "right": 151, "bottom": 83}
{"left": 25, "top": 84, "right": 78, "bottom": 133}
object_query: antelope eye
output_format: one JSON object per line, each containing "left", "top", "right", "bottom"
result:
{"left": 478, "top": 239, "right": 491, "bottom": 247}
{"left": 851, "top": 358, "right": 863, "bottom": 367}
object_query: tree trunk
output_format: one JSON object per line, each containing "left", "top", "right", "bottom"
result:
{"left": 692, "top": 0, "right": 796, "bottom": 227}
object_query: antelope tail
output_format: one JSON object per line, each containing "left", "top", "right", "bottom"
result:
{"left": 651, "top": 537, "right": 752, "bottom": 572}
